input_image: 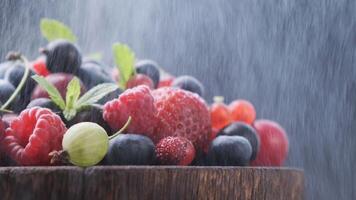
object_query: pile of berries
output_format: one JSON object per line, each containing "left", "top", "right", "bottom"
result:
{"left": 0, "top": 19, "right": 289, "bottom": 167}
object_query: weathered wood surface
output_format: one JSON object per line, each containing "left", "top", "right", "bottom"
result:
{"left": 0, "top": 167, "right": 83, "bottom": 200}
{"left": 0, "top": 166, "right": 304, "bottom": 200}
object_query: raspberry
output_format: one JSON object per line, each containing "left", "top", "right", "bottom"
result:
{"left": 156, "top": 136, "right": 195, "bottom": 165}
{"left": 1, "top": 107, "right": 67, "bottom": 165}
{"left": 152, "top": 87, "right": 211, "bottom": 151}
{"left": 103, "top": 85, "right": 157, "bottom": 139}
{"left": 126, "top": 74, "right": 154, "bottom": 89}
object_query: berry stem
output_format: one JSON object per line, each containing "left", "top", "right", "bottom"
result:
{"left": 108, "top": 116, "right": 132, "bottom": 140}
{"left": 0, "top": 54, "right": 30, "bottom": 110}
{"left": 0, "top": 108, "right": 13, "bottom": 113}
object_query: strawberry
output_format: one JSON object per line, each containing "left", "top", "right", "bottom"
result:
{"left": 103, "top": 85, "right": 157, "bottom": 139}
{"left": 1, "top": 107, "right": 67, "bottom": 165}
{"left": 152, "top": 87, "right": 211, "bottom": 151}
{"left": 156, "top": 136, "right": 195, "bottom": 165}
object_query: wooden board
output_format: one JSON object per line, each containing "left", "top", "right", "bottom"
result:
{"left": 0, "top": 167, "right": 83, "bottom": 200}
{"left": 0, "top": 166, "right": 304, "bottom": 200}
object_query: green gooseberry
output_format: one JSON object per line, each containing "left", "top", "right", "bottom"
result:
{"left": 61, "top": 117, "right": 131, "bottom": 167}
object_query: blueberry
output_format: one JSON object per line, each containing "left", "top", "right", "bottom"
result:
{"left": 172, "top": 75, "right": 204, "bottom": 96}
{"left": 76, "top": 62, "right": 114, "bottom": 89}
{"left": 66, "top": 104, "right": 112, "bottom": 134}
{"left": 218, "top": 122, "right": 260, "bottom": 161}
{"left": 0, "top": 61, "right": 14, "bottom": 79}
{"left": 97, "top": 88, "right": 123, "bottom": 105}
{"left": 0, "top": 80, "right": 18, "bottom": 106}
{"left": 103, "top": 134, "right": 156, "bottom": 165}
{"left": 42, "top": 39, "right": 82, "bottom": 74}
{"left": 27, "top": 98, "right": 61, "bottom": 113}
{"left": 81, "top": 59, "right": 112, "bottom": 76}
{"left": 135, "top": 60, "right": 160, "bottom": 88}
{"left": 4, "top": 63, "right": 27, "bottom": 87}
{"left": 4, "top": 64, "right": 37, "bottom": 112}
{"left": 206, "top": 135, "right": 252, "bottom": 166}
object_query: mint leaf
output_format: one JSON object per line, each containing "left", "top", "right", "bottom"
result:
{"left": 40, "top": 18, "right": 77, "bottom": 42}
{"left": 112, "top": 43, "right": 135, "bottom": 89}
{"left": 32, "top": 75, "right": 66, "bottom": 110}
{"left": 65, "top": 77, "right": 81, "bottom": 108}
{"left": 63, "top": 77, "right": 81, "bottom": 119}
{"left": 63, "top": 109, "right": 77, "bottom": 121}
{"left": 76, "top": 83, "right": 118, "bottom": 108}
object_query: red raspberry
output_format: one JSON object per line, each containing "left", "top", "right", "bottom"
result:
{"left": 152, "top": 87, "right": 211, "bottom": 151}
{"left": 126, "top": 74, "right": 154, "bottom": 89}
{"left": 31, "top": 57, "right": 50, "bottom": 76}
{"left": 1, "top": 107, "right": 67, "bottom": 166}
{"left": 156, "top": 136, "right": 195, "bottom": 165}
{"left": 103, "top": 85, "right": 157, "bottom": 138}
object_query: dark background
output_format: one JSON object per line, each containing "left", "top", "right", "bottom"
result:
{"left": 0, "top": 0, "right": 355, "bottom": 199}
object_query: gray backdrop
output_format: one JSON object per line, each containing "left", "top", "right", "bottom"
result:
{"left": 0, "top": 0, "right": 355, "bottom": 199}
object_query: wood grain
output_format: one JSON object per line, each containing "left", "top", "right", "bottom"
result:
{"left": 0, "top": 167, "right": 83, "bottom": 200}
{"left": 0, "top": 166, "right": 304, "bottom": 200}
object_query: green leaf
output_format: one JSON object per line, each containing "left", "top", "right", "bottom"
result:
{"left": 63, "top": 109, "right": 77, "bottom": 121}
{"left": 40, "top": 18, "right": 77, "bottom": 42}
{"left": 65, "top": 77, "right": 81, "bottom": 110}
{"left": 112, "top": 43, "right": 135, "bottom": 89}
{"left": 32, "top": 75, "right": 66, "bottom": 110}
{"left": 76, "top": 83, "right": 119, "bottom": 108}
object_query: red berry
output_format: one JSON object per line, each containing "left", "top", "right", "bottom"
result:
{"left": 31, "top": 73, "right": 86, "bottom": 99}
{"left": 1, "top": 107, "right": 67, "bottom": 165}
{"left": 31, "top": 57, "right": 50, "bottom": 76}
{"left": 210, "top": 97, "right": 232, "bottom": 130}
{"left": 156, "top": 136, "right": 195, "bottom": 165}
{"left": 158, "top": 77, "right": 174, "bottom": 88}
{"left": 126, "top": 74, "right": 154, "bottom": 89}
{"left": 152, "top": 87, "right": 211, "bottom": 151}
{"left": 229, "top": 99, "right": 256, "bottom": 124}
{"left": 251, "top": 119, "right": 289, "bottom": 166}
{"left": 103, "top": 85, "right": 157, "bottom": 138}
